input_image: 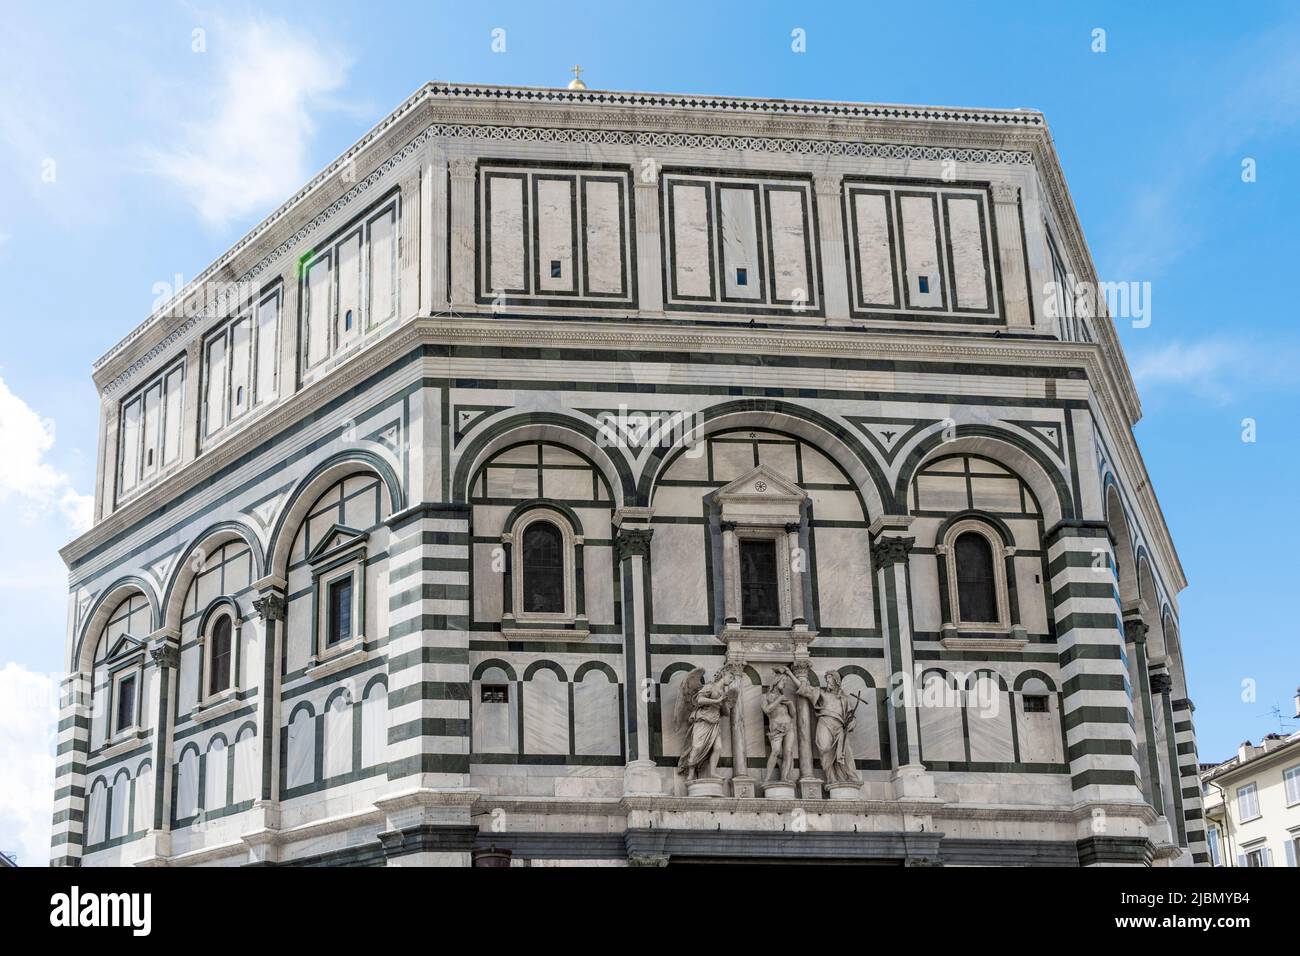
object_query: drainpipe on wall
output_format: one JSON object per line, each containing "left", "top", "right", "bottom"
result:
{"left": 1209, "top": 777, "right": 1235, "bottom": 867}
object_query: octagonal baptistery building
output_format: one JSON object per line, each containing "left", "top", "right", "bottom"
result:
{"left": 54, "top": 82, "right": 1203, "bottom": 868}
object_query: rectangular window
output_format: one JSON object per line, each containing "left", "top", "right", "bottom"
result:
{"left": 305, "top": 255, "right": 332, "bottom": 368}
{"left": 118, "top": 359, "right": 184, "bottom": 499}
{"left": 204, "top": 334, "right": 227, "bottom": 436}
{"left": 1285, "top": 765, "right": 1300, "bottom": 806}
{"left": 918, "top": 275, "right": 930, "bottom": 294}
{"left": 739, "top": 538, "right": 780, "bottom": 627}
{"left": 1207, "top": 827, "right": 1222, "bottom": 866}
{"left": 368, "top": 207, "right": 396, "bottom": 327}
{"left": 481, "top": 684, "right": 508, "bottom": 704}
{"left": 337, "top": 232, "right": 361, "bottom": 346}
{"left": 736, "top": 267, "right": 748, "bottom": 286}
{"left": 1244, "top": 846, "right": 1268, "bottom": 867}
{"left": 1023, "top": 695, "right": 1049, "bottom": 713}
{"left": 140, "top": 382, "right": 162, "bottom": 477}
{"left": 327, "top": 576, "right": 353, "bottom": 646}
{"left": 255, "top": 293, "right": 279, "bottom": 405}
{"left": 162, "top": 366, "right": 184, "bottom": 466}
{"left": 228, "top": 316, "right": 252, "bottom": 420}
{"left": 120, "top": 398, "right": 141, "bottom": 493}
{"left": 1237, "top": 782, "right": 1260, "bottom": 821}
{"left": 115, "top": 673, "right": 136, "bottom": 734}
{"left": 550, "top": 259, "right": 562, "bottom": 279}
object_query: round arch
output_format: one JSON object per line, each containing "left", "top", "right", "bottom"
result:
{"left": 160, "top": 520, "right": 265, "bottom": 632}
{"left": 73, "top": 576, "right": 161, "bottom": 674}
{"left": 1103, "top": 480, "right": 1140, "bottom": 607}
{"left": 638, "top": 399, "right": 889, "bottom": 517}
{"left": 266, "top": 451, "right": 404, "bottom": 581}
{"left": 452, "top": 414, "right": 635, "bottom": 507}
{"left": 895, "top": 427, "right": 1073, "bottom": 526}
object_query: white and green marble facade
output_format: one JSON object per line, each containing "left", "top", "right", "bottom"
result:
{"left": 53, "top": 83, "right": 1203, "bottom": 867}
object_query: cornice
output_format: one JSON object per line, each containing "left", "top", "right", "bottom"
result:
{"left": 67, "top": 315, "right": 1123, "bottom": 574}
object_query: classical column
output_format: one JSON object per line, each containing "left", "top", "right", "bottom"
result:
{"left": 870, "top": 516, "right": 931, "bottom": 798}
{"left": 1149, "top": 665, "right": 1186, "bottom": 847}
{"left": 448, "top": 157, "right": 477, "bottom": 310}
{"left": 633, "top": 164, "right": 665, "bottom": 316}
{"left": 616, "top": 522, "right": 658, "bottom": 793}
{"left": 135, "top": 630, "right": 180, "bottom": 864}
{"left": 1171, "top": 695, "right": 1209, "bottom": 864}
{"left": 720, "top": 521, "right": 739, "bottom": 626}
{"left": 251, "top": 587, "right": 285, "bottom": 805}
{"left": 1122, "top": 607, "right": 1163, "bottom": 816}
{"left": 785, "top": 522, "right": 806, "bottom": 628}
{"left": 992, "top": 183, "right": 1033, "bottom": 329}
{"left": 813, "top": 174, "right": 850, "bottom": 321}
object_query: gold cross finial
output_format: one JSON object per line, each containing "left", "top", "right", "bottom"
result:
{"left": 568, "top": 64, "right": 587, "bottom": 90}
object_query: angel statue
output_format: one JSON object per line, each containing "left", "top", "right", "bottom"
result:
{"left": 786, "top": 666, "right": 863, "bottom": 785}
{"left": 761, "top": 670, "right": 798, "bottom": 783}
{"left": 674, "top": 667, "right": 735, "bottom": 782}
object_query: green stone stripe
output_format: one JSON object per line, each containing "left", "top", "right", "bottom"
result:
{"left": 1072, "top": 767, "right": 1139, "bottom": 789}
{"left": 1052, "top": 581, "right": 1119, "bottom": 605}
{"left": 387, "top": 646, "right": 470, "bottom": 671}
{"left": 1067, "top": 738, "right": 1134, "bottom": 761}
{"left": 386, "top": 753, "right": 470, "bottom": 777}
{"left": 1060, "top": 705, "right": 1133, "bottom": 730}
{"left": 1062, "top": 673, "right": 1129, "bottom": 695}
{"left": 1057, "top": 642, "right": 1124, "bottom": 666}
{"left": 387, "top": 531, "right": 471, "bottom": 557}
{"left": 1055, "top": 611, "right": 1121, "bottom": 633}
{"left": 389, "top": 556, "right": 470, "bottom": 583}
{"left": 387, "top": 717, "right": 471, "bottom": 743}
{"left": 388, "top": 681, "right": 471, "bottom": 708}
{"left": 388, "top": 615, "right": 470, "bottom": 639}
{"left": 388, "top": 583, "right": 471, "bottom": 608}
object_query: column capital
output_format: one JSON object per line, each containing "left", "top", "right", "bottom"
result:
{"left": 871, "top": 535, "right": 915, "bottom": 572}
{"left": 813, "top": 173, "right": 843, "bottom": 196}
{"left": 992, "top": 182, "right": 1021, "bottom": 204}
{"left": 616, "top": 528, "right": 654, "bottom": 561}
{"left": 148, "top": 629, "right": 181, "bottom": 669}
{"left": 448, "top": 157, "right": 477, "bottom": 180}
{"left": 1122, "top": 608, "right": 1148, "bottom": 645}
{"left": 253, "top": 591, "right": 287, "bottom": 623}
{"left": 1149, "top": 668, "right": 1172, "bottom": 697}
{"left": 719, "top": 520, "right": 738, "bottom": 533}
{"left": 783, "top": 522, "right": 802, "bottom": 534}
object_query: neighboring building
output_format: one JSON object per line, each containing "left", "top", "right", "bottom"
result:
{"left": 1201, "top": 725, "right": 1300, "bottom": 867}
{"left": 53, "top": 80, "right": 1203, "bottom": 867}
{"left": 0, "top": 850, "right": 17, "bottom": 867}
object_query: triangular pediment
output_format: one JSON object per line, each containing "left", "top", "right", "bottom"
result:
{"left": 713, "top": 464, "right": 807, "bottom": 504}
{"left": 106, "top": 634, "right": 147, "bottom": 663}
{"left": 307, "top": 524, "right": 369, "bottom": 564}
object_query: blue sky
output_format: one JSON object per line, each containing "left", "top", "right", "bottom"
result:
{"left": 1, "top": 1, "right": 1297, "bottom": 862}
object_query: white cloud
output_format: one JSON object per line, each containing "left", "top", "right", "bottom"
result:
{"left": 0, "top": 376, "right": 92, "bottom": 531}
{"left": 1129, "top": 338, "right": 1300, "bottom": 404}
{"left": 143, "top": 18, "right": 349, "bottom": 228}
{"left": 0, "top": 662, "right": 58, "bottom": 867}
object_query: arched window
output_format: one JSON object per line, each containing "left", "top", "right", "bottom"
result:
{"left": 954, "top": 531, "right": 997, "bottom": 624}
{"left": 208, "top": 615, "right": 233, "bottom": 696}
{"left": 522, "top": 521, "right": 564, "bottom": 614}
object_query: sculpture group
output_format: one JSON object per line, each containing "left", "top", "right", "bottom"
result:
{"left": 675, "top": 662, "right": 863, "bottom": 799}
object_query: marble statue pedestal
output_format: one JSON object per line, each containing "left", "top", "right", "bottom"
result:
{"left": 760, "top": 781, "right": 797, "bottom": 800}
{"left": 687, "top": 777, "right": 725, "bottom": 798}
{"left": 826, "top": 781, "right": 863, "bottom": 801}
{"left": 731, "top": 775, "right": 757, "bottom": 799}
{"left": 798, "top": 777, "right": 823, "bottom": 800}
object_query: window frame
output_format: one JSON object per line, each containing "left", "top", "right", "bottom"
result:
{"left": 1284, "top": 764, "right": 1300, "bottom": 807}
{"left": 116, "top": 358, "right": 186, "bottom": 503}
{"left": 737, "top": 533, "right": 785, "bottom": 628}
{"left": 200, "top": 286, "right": 282, "bottom": 444}
{"left": 939, "top": 518, "right": 1012, "bottom": 631}
{"left": 506, "top": 508, "right": 582, "bottom": 628}
{"left": 1236, "top": 782, "right": 1261, "bottom": 822}
{"left": 197, "top": 602, "right": 242, "bottom": 708}
{"left": 107, "top": 657, "right": 145, "bottom": 742}
{"left": 305, "top": 526, "right": 369, "bottom": 671}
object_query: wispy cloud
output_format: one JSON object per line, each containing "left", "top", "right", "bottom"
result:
{"left": 0, "top": 662, "right": 57, "bottom": 867}
{"left": 1129, "top": 338, "right": 1300, "bottom": 404}
{"left": 143, "top": 18, "right": 350, "bottom": 228}
{"left": 0, "top": 375, "right": 92, "bottom": 531}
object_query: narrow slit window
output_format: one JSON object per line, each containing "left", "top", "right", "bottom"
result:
{"left": 327, "top": 577, "right": 353, "bottom": 646}
{"left": 208, "top": 616, "right": 233, "bottom": 696}
{"left": 736, "top": 267, "right": 748, "bottom": 286}
{"left": 115, "top": 674, "right": 137, "bottom": 734}
{"left": 918, "top": 275, "right": 930, "bottom": 294}
{"left": 550, "top": 260, "right": 562, "bottom": 279}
